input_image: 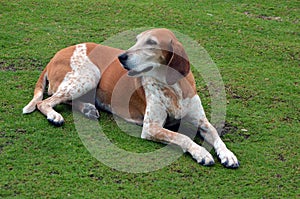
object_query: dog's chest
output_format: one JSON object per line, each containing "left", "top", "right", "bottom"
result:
{"left": 142, "top": 78, "right": 190, "bottom": 119}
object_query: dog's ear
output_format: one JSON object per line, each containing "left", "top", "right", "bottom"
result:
{"left": 166, "top": 40, "right": 190, "bottom": 85}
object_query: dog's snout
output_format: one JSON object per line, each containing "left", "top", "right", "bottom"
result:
{"left": 118, "top": 53, "right": 131, "bottom": 70}
{"left": 118, "top": 53, "right": 128, "bottom": 63}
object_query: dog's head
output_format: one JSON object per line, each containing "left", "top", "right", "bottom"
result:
{"left": 118, "top": 28, "right": 190, "bottom": 85}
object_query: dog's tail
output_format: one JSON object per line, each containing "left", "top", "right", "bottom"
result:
{"left": 23, "top": 67, "right": 48, "bottom": 114}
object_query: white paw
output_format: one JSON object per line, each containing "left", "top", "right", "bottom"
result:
{"left": 82, "top": 103, "right": 99, "bottom": 120}
{"left": 189, "top": 144, "right": 215, "bottom": 166}
{"left": 47, "top": 111, "right": 64, "bottom": 126}
{"left": 217, "top": 148, "right": 240, "bottom": 168}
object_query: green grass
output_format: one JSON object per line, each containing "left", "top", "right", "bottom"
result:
{"left": 1, "top": 0, "right": 299, "bottom": 198}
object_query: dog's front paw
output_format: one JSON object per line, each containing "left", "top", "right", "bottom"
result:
{"left": 47, "top": 111, "right": 64, "bottom": 127}
{"left": 189, "top": 144, "right": 215, "bottom": 166}
{"left": 217, "top": 149, "right": 240, "bottom": 169}
{"left": 82, "top": 103, "right": 99, "bottom": 120}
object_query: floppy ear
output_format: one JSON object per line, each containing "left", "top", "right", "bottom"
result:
{"left": 166, "top": 40, "right": 190, "bottom": 85}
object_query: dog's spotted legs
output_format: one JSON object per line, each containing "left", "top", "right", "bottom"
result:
{"left": 198, "top": 119, "right": 240, "bottom": 168}
{"left": 186, "top": 95, "right": 240, "bottom": 168}
{"left": 141, "top": 99, "right": 215, "bottom": 166}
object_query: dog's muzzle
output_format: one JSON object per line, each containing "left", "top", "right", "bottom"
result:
{"left": 118, "top": 53, "right": 153, "bottom": 76}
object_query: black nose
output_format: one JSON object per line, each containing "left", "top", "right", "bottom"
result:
{"left": 118, "top": 53, "right": 128, "bottom": 64}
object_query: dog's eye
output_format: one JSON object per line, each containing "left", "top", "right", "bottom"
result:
{"left": 146, "top": 39, "right": 157, "bottom": 45}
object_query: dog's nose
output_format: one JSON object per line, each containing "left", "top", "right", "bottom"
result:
{"left": 118, "top": 53, "right": 128, "bottom": 63}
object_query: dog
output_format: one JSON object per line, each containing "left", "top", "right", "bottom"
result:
{"left": 23, "top": 28, "right": 239, "bottom": 168}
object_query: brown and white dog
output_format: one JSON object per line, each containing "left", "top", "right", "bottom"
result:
{"left": 23, "top": 28, "right": 239, "bottom": 168}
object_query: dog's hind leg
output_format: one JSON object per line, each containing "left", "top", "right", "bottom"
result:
{"left": 37, "top": 71, "right": 100, "bottom": 126}
{"left": 37, "top": 44, "right": 101, "bottom": 126}
{"left": 37, "top": 95, "right": 67, "bottom": 126}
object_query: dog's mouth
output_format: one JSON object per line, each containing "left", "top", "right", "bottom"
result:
{"left": 127, "top": 66, "right": 153, "bottom": 76}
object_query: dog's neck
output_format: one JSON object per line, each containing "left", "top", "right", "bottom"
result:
{"left": 141, "top": 65, "right": 169, "bottom": 85}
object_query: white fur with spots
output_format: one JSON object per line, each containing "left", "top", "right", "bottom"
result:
{"left": 55, "top": 44, "right": 100, "bottom": 99}
{"left": 140, "top": 76, "right": 239, "bottom": 167}
{"left": 36, "top": 44, "right": 101, "bottom": 125}
{"left": 140, "top": 77, "right": 214, "bottom": 165}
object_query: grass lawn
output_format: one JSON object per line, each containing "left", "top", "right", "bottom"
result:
{"left": 1, "top": 0, "right": 299, "bottom": 198}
